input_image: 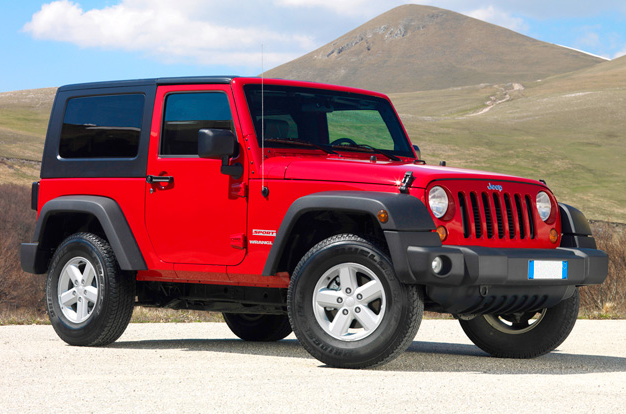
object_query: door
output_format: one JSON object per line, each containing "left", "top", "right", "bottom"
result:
{"left": 145, "top": 84, "right": 247, "bottom": 265}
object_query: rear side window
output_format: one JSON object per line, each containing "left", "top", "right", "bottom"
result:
{"left": 59, "top": 94, "right": 144, "bottom": 158}
{"left": 161, "top": 92, "right": 233, "bottom": 156}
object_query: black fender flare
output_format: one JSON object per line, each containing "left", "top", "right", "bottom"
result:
{"left": 262, "top": 191, "right": 437, "bottom": 276}
{"left": 21, "top": 195, "right": 147, "bottom": 274}
{"left": 559, "top": 203, "right": 596, "bottom": 249}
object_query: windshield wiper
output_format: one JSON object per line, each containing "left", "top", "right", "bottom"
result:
{"left": 331, "top": 143, "right": 401, "bottom": 161}
{"left": 265, "top": 138, "right": 338, "bottom": 155}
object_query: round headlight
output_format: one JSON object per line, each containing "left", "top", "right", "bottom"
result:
{"left": 536, "top": 191, "right": 552, "bottom": 222}
{"left": 429, "top": 186, "right": 449, "bottom": 219}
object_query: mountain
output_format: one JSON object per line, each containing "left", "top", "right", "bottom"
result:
{"left": 266, "top": 5, "right": 604, "bottom": 93}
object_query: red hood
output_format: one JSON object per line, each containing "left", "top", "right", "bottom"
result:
{"left": 262, "top": 156, "right": 542, "bottom": 189}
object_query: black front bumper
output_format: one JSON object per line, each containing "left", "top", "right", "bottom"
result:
{"left": 405, "top": 245, "right": 608, "bottom": 287}
{"left": 385, "top": 231, "right": 609, "bottom": 314}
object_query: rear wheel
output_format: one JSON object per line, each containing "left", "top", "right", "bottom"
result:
{"left": 459, "top": 289, "right": 579, "bottom": 358}
{"left": 288, "top": 234, "right": 423, "bottom": 369}
{"left": 223, "top": 313, "right": 292, "bottom": 341}
{"left": 46, "top": 233, "right": 135, "bottom": 346}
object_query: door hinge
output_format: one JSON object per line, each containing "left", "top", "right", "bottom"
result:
{"left": 230, "top": 233, "right": 246, "bottom": 250}
{"left": 230, "top": 182, "right": 248, "bottom": 198}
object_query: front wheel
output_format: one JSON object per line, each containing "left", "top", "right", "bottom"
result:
{"left": 46, "top": 232, "right": 135, "bottom": 346}
{"left": 288, "top": 234, "right": 423, "bottom": 369}
{"left": 459, "top": 289, "right": 580, "bottom": 358}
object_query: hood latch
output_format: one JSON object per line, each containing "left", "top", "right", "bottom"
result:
{"left": 399, "top": 171, "right": 415, "bottom": 194}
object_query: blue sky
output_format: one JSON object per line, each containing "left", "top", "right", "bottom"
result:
{"left": 1, "top": 0, "right": 625, "bottom": 93}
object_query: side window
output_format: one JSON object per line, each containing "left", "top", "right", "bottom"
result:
{"left": 59, "top": 94, "right": 144, "bottom": 158}
{"left": 161, "top": 92, "right": 234, "bottom": 156}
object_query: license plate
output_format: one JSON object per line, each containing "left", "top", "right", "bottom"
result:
{"left": 528, "top": 260, "right": 568, "bottom": 280}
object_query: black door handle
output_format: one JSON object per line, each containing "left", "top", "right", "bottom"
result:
{"left": 146, "top": 175, "right": 173, "bottom": 184}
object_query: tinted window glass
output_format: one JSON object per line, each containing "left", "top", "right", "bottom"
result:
{"left": 59, "top": 94, "right": 144, "bottom": 158}
{"left": 244, "top": 85, "right": 413, "bottom": 157}
{"left": 327, "top": 110, "right": 394, "bottom": 150}
{"left": 161, "top": 92, "right": 233, "bottom": 156}
{"left": 263, "top": 114, "right": 298, "bottom": 139}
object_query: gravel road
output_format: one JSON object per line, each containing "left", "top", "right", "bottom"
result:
{"left": 1, "top": 320, "right": 625, "bottom": 413}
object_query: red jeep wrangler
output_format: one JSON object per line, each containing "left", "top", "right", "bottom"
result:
{"left": 21, "top": 77, "right": 608, "bottom": 368}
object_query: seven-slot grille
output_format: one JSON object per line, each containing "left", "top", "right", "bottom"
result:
{"left": 457, "top": 190, "right": 536, "bottom": 240}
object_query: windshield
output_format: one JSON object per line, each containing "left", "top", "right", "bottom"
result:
{"left": 244, "top": 84, "right": 414, "bottom": 158}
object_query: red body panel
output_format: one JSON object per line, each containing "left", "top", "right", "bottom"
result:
{"left": 231, "top": 178, "right": 398, "bottom": 280}
{"left": 37, "top": 177, "right": 170, "bottom": 273}
{"left": 144, "top": 84, "right": 248, "bottom": 267}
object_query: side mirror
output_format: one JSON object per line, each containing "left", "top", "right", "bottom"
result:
{"left": 198, "top": 129, "right": 236, "bottom": 159}
{"left": 412, "top": 144, "right": 421, "bottom": 160}
{"left": 198, "top": 129, "right": 243, "bottom": 179}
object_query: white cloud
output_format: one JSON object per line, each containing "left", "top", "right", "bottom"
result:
{"left": 466, "top": 6, "right": 528, "bottom": 33}
{"left": 23, "top": 0, "right": 316, "bottom": 69}
{"left": 614, "top": 46, "right": 626, "bottom": 59}
{"left": 577, "top": 31, "right": 602, "bottom": 49}
{"left": 574, "top": 30, "right": 607, "bottom": 57}
{"left": 274, "top": 0, "right": 386, "bottom": 17}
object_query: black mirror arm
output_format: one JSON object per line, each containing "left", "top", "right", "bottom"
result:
{"left": 221, "top": 155, "right": 243, "bottom": 179}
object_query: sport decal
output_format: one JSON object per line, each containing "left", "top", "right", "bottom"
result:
{"left": 252, "top": 229, "right": 277, "bottom": 237}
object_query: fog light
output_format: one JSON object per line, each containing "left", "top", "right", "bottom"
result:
{"left": 549, "top": 228, "right": 559, "bottom": 244}
{"left": 432, "top": 257, "right": 444, "bottom": 274}
{"left": 436, "top": 225, "right": 448, "bottom": 242}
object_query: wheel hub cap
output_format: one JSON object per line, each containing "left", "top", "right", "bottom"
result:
{"left": 484, "top": 310, "right": 548, "bottom": 335}
{"left": 312, "top": 262, "right": 386, "bottom": 341}
{"left": 57, "top": 257, "right": 100, "bottom": 324}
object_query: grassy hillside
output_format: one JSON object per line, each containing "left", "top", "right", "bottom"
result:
{"left": 392, "top": 56, "right": 626, "bottom": 222}
{"left": 266, "top": 4, "right": 603, "bottom": 93}
{"left": 0, "top": 88, "right": 54, "bottom": 184}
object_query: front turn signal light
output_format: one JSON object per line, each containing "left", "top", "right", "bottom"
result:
{"left": 377, "top": 209, "right": 389, "bottom": 223}
{"left": 549, "top": 228, "right": 559, "bottom": 244}
{"left": 436, "top": 226, "right": 448, "bottom": 242}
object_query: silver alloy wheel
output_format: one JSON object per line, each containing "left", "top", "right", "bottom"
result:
{"left": 57, "top": 257, "right": 99, "bottom": 324}
{"left": 312, "top": 262, "right": 386, "bottom": 341}
{"left": 484, "top": 309, "right": 548, "bottom": 335}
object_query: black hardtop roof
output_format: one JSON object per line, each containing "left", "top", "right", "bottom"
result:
{"left": 58, "top": 76, "right": 239, "bottom": 92}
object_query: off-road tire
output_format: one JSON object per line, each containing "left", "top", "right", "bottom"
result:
{"left": 223, "top": 313, "right": 292, "bottom": 341}
{"left": 46, "top": 232, "right": 135, "bottom": 346}
{"left": 288, "top": 234, "right": 423, "bottom": 369}
{"left": 459, "top": 288, "right": 580, "bottom": 358}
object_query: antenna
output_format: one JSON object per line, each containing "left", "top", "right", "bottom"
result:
{"left": 261, "top": 44, "right": 269, "bottom": 198}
